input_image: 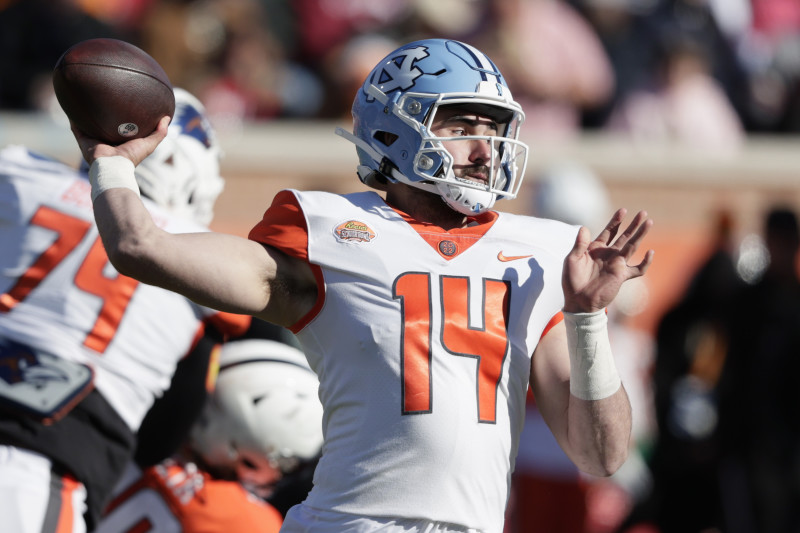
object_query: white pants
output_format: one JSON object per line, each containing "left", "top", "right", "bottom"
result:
{"left": 281, "top": 503, "right": 484, "bottom": 533}
{"left": 0, "top": 445, "right": 87, "bottom": 533}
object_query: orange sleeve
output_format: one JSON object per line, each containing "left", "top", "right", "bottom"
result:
{"left": 248, "top": 190, "right": 309, "bottom": 261}
{"left": 246, "top": 190, "right": 324, "bottom": 334}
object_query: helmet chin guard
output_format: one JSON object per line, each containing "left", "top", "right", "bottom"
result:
{"left": 437, "top": 181, "right": 497, "bottom": 216}
{"left": 336, "top": 39, "right": 528, "bottom": 215}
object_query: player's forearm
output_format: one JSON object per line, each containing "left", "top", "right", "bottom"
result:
{"left": 93, "top": 186, "right": 165, "bottom": 281}
{"left": 88, "top": 156, "right": 169, "bottom": 283}
{"left": 563, "top": 309, "right": 631, "bottom": 475}
{"left": 566, "top": 386, "right": 631, "bottom": 476}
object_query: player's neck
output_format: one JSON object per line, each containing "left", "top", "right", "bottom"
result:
{"left": 385, "top": 184, "right": 468, "bottom": 231}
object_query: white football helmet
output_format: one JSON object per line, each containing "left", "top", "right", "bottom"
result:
{"left": 134, "top": 88, "right": 224, "bottom": 226}
{"left": 189, "top": 339, "right": 323, "bottom": 496}
{"left": 336, "top": 38, "right": 528, "bottom": 215}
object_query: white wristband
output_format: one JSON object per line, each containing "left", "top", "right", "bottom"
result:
{"left": 88, "top": 156, "right": 139, "bottom": 202}
{"left": 564, "top": 310, "right": 621, "bottom": 401}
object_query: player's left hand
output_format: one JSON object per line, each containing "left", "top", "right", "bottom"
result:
{"left": 562, "top": 208, "right": 654, "bottom": 313}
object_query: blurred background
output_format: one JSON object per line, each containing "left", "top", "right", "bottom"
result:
{"left": 2, "top": 1, "right": 800, "bottom": 532}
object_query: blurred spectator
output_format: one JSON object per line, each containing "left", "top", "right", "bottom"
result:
{"left": 738, "top": 23, "right": 800, "bottom": 132}
{"left": 0, "top": 0, "right": 124, "bottom": 111}
{"left": 3, "top": 0, "right": 800, "bottom": 135}
{"left": 289, "top": 0, "right": 412, "bottom": 67}
{"left": 648, "top": 0, "right": 751, "bottom": 123}
{"left": 751, "top": 0, "right": 800, "bottom": 38}
{"left": 318, "top": 33, "right": 400, "bottom": 121}
{"left": 74, "top": 0, "right": 157, "bottom": 32}
{"left": 716, "top": 206, "right": 800, "bottom": 533}
{"left": 620, "top": 209, "right": 744, "bottom": 533}
{"left": 405, "top": 0, "right": 489, "bottom": 41}
{"left": 607, "top": 32, "right": 745, "bottom": 152}
{"left": 286, "top": 0, "right": 414, "bottom": 118}
{"left": 140, "top": 0, "right": 322, "bottom": 132}
{"left": 570, "top": 0, "right": 662, "bottom": 128}
{"left": 477, "top": 0, "right": 616, "bottom": 139}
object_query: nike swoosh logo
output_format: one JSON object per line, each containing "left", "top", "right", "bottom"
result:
{"left": 497, "top": 251, "right": 533, "bottom": 262}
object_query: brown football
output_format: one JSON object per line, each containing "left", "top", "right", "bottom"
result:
{"left": 53, "top": 38, "right": 175, "bottom": 145}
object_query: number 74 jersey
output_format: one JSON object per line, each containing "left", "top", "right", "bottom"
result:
{"left": 249, "top": 189, "right": 579, "bottom": 533}
{"left": 0, "top": 145, "right": 249, "bottom": 430}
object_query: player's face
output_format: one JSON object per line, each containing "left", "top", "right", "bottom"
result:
{"left": 236, "top": 452, "right": 284, "bottom": 499}
{"left": 430, "top": 106, "right": 502, "bottom": 186}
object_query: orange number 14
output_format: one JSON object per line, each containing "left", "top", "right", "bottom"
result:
{"left": 393, "top": 273, "right": 510, "bottom": 423}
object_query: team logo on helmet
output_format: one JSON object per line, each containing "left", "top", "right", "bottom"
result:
{"left": 175, "top": 105, "right": 213, "bottom": 148}
{"left": 366, "top": 46, "right": 431, "bottom": 100}
{"left": 334, "top": 220, "right": 376, "bottom": 243}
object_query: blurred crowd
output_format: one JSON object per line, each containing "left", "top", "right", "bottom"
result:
{"left": 508, "top": 161, "right": 800, "bottom": 533}
{"left": 2, "top": 0, "right": 800, "bottom": 145}
{"left": 3, "top": 2, "right": 800, "bottom": 533}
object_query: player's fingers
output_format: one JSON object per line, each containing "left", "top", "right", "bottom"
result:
{"left": 612, "top": 211, "right": 648, "bottom": 251}
{"left": 619, "top": 214, "right": 653, "bottom": 259}
{"left": 69, "top": 120, "right": 106, "bottom": 163}
{"left": 116, "top": 116, "right": 171, "bottom": 165}
{"left": 628, "top": 249, "right": 655, "bottom": 278}
{"left": 154, "top": 115, "right": 171, "bottom": 134}
{"left": 595, "top": 208, "right": 626, "bottom": 245}
{"left": 569, "top": 225, "right": 592, "bottom": 259}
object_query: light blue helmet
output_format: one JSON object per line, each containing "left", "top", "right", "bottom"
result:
{"left": 336, "top": 39, "right": 528, "bottom": 215}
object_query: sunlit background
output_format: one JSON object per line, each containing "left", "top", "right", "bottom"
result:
{"left": 2, "top": 1, "right": 799, "bottom": 532}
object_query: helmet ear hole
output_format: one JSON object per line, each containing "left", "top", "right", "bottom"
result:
{"left": 374, "top": 131, "right": 398, "bottom": 147}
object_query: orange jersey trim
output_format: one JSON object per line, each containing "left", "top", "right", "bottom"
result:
{"left": 248, "top": 190, "right": 310, "bottom": 261}
{"left": 541, "top": 312, "right": 563, "bottom": 339}
{"left": 390, "top": 203, "right": 499, "bottom": 260}
{"left": 527, "top": 313, "right": 565, "bottom": 406}
{"left": 55, "top": 474, "right": 82, "bottom": 533}
{"left": 248, "top": 191, "right": 323, "bottom": 333}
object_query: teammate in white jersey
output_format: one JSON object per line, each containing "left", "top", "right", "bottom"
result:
{"left": 69, "top": 39, "right": 654, "bottom": 533}
{"left": 0, "top": 89, "right": 250, "bottom": 533}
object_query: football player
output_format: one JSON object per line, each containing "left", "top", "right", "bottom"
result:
{"left": 95, "top": 338, "right": 323, "bottom": 532}
{"left": 71, "top": 39, "right": 654, "bottom": 533}
{"left": 0, "top": 89, "right": 250, "bottom": 533}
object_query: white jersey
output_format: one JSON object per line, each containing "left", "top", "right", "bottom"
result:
{"left": 249, "top": 190, "right": 579, "bottom": 533}
{"left": 0, "top": 145, "right": 247, "bottom": 429}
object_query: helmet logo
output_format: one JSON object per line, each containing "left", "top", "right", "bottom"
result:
{"left": 369, "top": 46, "right": 430, "bottom": 98}
{"left": 175, "top": 105, "right": 213, "bottom": 148}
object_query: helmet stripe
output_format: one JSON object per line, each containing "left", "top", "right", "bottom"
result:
{"left": 449, "top": 40, "right": 501, "bottom": 85}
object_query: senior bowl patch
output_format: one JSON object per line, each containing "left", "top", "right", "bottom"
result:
{"left": 334, "top": 220, "right": 376, "bottom": 243}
